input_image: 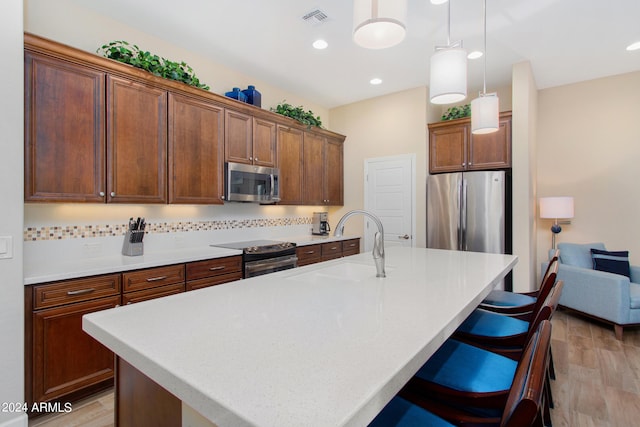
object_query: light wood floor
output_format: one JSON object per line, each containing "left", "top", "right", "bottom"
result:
{"left": 28, "top": 310, "right": 640, "bottom": 427}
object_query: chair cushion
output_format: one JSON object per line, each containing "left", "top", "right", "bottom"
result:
{"left": 482, "top": 289, "right": 536, "bottom": 307}
{"left": 630, "top": 283, "right": 640, "bottom": 309}
{"left": 456, "top": 308, "right": 530, "bottom": 338}
{"left": 369, "top": 396, "right": 455, "bottom": 427}
{"left": 591, "top": 248, "right": 631, "bottom": 278}
{"left": 558, "top": 242, "right": 606, "bottom": 268}
{"left": 415, "top": 339, "right": 517, "bottom": 393}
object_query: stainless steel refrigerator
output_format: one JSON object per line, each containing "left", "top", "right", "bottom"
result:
{"left": 427, "top": 170, "right": 508, "bottom": 254}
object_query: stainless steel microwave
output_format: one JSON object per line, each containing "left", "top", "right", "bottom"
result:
{"left": 225, "top": 162, "right": 280, "bottom": 203}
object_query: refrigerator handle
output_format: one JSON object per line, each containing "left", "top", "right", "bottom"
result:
{"left": 460, "top": 178, "right": 467, "bottom": 251}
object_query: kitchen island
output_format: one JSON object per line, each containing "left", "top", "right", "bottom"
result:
{"left": 83, "top": 246, "right": 517, "bottom": 427}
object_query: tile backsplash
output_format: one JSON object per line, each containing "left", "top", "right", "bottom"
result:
{"left": 24, "top": 216, "right": 313, "bottom": 241}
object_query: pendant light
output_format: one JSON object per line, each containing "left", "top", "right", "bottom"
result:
{"left": 353, "top": 0, "right": 407, "bottom": 50}
{"left": 471, "top": 0, "right": 499, "bottom": 134}
{"left": 430, "top": 1, "right": 467, "bottom": 104}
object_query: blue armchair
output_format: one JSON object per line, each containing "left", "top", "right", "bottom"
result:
{"left": 542, "top": 242, "right": 640, "bottom": 340}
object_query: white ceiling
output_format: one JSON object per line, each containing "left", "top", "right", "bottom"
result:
{"left": 75, "top": 0, "right": 640, "bottom": 108}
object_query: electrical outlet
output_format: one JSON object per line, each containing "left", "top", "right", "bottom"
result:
{"left": 83, "top": 243, "right": 102, "bottom": 256}
{"left": 0, "top": 236, "right": 13, "bottom": 259}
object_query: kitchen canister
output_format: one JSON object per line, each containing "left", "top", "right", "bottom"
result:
{"left": 225, "top": 87, "right": 247, "bottom": 102}
{"left": 242, "top": 85, "right": 261, "bottom": 107}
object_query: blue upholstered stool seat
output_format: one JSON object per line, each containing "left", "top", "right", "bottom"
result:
{"left": 456, "top": 308, "right": 530, "bottom": 338}
{"left": 414, "top": 338, "right": 517, "bottom": 393}
{"left": 482, "top": 289, "right": 536, "bottom": 307}
{"left": 369, "top": 396, "right": 455, "bottom": 427}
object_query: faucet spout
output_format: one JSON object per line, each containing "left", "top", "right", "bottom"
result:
{"left": 334, "top": 210, "right": 386, "bottom": 278}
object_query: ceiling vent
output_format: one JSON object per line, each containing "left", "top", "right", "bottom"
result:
{"left": 302, "top": 9, "right": 329, "bottom": 25}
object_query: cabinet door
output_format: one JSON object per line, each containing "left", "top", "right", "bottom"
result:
{"left": 225, "top": 109, "right": 253, "bottom": 164}
{"left": 252, "top": 118, "right": 277, "bottom": 167}
{"left": 276, "top": 125, "right": 304, "bottom": 204}
{"left": 468, "top": 116, "right": 512, "bottom": 170}
{"left": 107, "top": 75, "right": 167, "bottom": 203}
{"left": 429, "top": 124, "right": 468, "bottom": 173}
{"left": 24, "top": 52, "right": 106, "bottom": 202}
{"left": 324, "top": 137, "right": 344, "bottom": 206}
{"left": 303, "top": 132, "right": 325, "bottom": 205}
{"left": 32, "top": 295, "right": 120, "bottom": 403}
{"left": 168, "top": 94, "right": 224, "bottom": 204}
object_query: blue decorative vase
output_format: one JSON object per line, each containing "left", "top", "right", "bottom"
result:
{"left": 242, "top": 85, "right": 261, "bottom": 107}
{"left": 225, "top": 87, "right": 247, "bottom": 102}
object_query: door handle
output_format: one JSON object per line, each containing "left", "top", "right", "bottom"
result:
{"left": 398, "top": 234, "right": 410, "bottom": 240}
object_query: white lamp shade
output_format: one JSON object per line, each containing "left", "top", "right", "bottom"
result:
{"left": 471, "top": 94, "right": 499, "bottom": 134}
{"left": 539, "top": 197, "right": 575, "bottom": 219}
{"left": 429, "top": 47, "right": 468, "bottom": 104}
{"left": 353, "top": 0, "right": 407, "bottom": 49}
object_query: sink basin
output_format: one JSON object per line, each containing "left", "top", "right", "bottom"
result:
{"left": 287, "top": 262, "right": 390, "bottom": 283}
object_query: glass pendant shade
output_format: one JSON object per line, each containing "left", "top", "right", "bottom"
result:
{"left": 429, "top": 47, "right": 468, "bottom": 104}
{"left": 471, "top": 93, "right": 499, "bottom": 134}
{"left": 353, "top": 0, "right": 407, "bottom": 49}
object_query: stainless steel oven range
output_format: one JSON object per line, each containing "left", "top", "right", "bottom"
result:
{"left": 211, "top": 240, "right": 297, "bottom": 278}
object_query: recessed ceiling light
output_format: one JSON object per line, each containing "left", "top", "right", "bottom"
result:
{"left": 430, "top": 0, "right": 449, "bottom": 4}
{"left": 468, "top": 50, "right": 483, "bottom": 59}
{"left": 313, "top": 39, "right": 328, "bottom": 50}
{"left": 370, "top": 78, "right": 383, "bottom": 85}
{"left": 626, "top": 41, "right": 640, "bottom": 51}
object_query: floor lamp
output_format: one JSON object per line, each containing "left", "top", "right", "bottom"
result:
{"left": 539, "top": 196, "right": 574, "bottom": 249}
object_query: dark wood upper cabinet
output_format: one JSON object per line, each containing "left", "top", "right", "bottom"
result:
{"left": 302, "top": 133, "right": 344, "bottom": 205}
{"left": 277, "top": 125, "right": 304, "bottom": 205}
{"left": 429, "top": 111, "right": 511, "bottom": 173}
{"left": 252, "top": 118, "right": 277, "bottom": 167}
{"left": 168, "top": 93, "right": 224, "bottom": 204}
{"left": 303, "top": 132, "right": 325, "bottom": 205}
{"left": 24, "top": 33, "right": 345, "bottom": 206}
{"left": 224, "top": 109, "right": 253, "bottom": 165}
{"left": 107, "top": 75, "right": 168, "bottom": 203}
{"left": 324, "top": 137, "right": 344, "bottom": 206}
{"left": 24, "top": 52, "right": 106, "bottom": 202}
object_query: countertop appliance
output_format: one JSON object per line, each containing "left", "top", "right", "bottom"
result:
{"left": 427, "top": 170, "right": 512, "bottom": 288}
{"left": 225, "top": 162, "right": 280, "bottom": 204}
{"left": 211, "top": 240, "right": 297, "bottom": 278}
{"left": 312, "top": 212, "right": 330, "bottom": 236}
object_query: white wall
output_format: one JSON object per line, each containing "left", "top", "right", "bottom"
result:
{"left": 329, "top": 87, "right": 435, "bottom": 246}
{"left": 536, "top": 71, "right": 640, "bottom": 266}
{"left": 1, "top": 0, "right": 26, "bottom": 425}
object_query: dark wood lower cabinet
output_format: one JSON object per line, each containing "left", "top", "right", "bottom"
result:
{"left": 29, "top": 294, "right": 120, "bottom": 406}
{"left": 116, "top": 357, "right": 181, "bottom": 427}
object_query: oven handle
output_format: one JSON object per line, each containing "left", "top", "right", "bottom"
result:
{"left": 244, "top": 255, "right": 298, "bottom": 274}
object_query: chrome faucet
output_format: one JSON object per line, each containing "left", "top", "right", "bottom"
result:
{"left": 334, "top": 210, "right": 386, "bottom": 278}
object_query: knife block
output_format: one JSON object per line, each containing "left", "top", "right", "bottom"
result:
{"left": 122, "top": 230, "right": 144, "bottom": 256}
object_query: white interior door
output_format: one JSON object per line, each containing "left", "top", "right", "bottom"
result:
{"left": 364, "top": 154, "right": 415, "bottom": 251}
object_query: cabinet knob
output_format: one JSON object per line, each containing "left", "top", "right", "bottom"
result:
{"left": 99, "top": 191, "right": 105, "bottom": 197}
{"left": 249, "top": 156, "right": 253, "bottom": 161}
{"left": 221, "top": 195, "right": 225, "bottom": 200}
{"left": 254, "top": 157, "right": 258, "bottom": 161}
{"left": 110, "top": 192, "right": 116, "bottom": 197}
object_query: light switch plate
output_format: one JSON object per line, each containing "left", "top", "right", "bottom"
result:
{"left": 0, "top": 236, "right": 13, "bottom": 259}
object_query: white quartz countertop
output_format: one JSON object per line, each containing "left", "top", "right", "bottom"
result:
{"left": 23, "top": 234, "right": 359, "bottom": 285}
{"left": 83, "top": 247, "right": 517, "bottom": 427}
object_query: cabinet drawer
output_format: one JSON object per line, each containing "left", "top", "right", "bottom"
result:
{"left": 122, "top": 283, "right": 185, "bottom": 305}
{"left": 186, "top": 271, "right": 242, "bottom": 291}
{"left": 321, "top": 242, "right": 342, "bottom": 261}
{"left": 33, "top": 274, "right": 121, "bottom": 310}
{"left": 186, "top": 256, "right": 242, "bottom": 281}
{"left": 342, "top": 239, "right": 360, "bottom": 257}
{"left": 122, "top": 264, "right": 185, "bottom": 293}
{"left": 296, "top": 244, "right": 322, "bottom": 265}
